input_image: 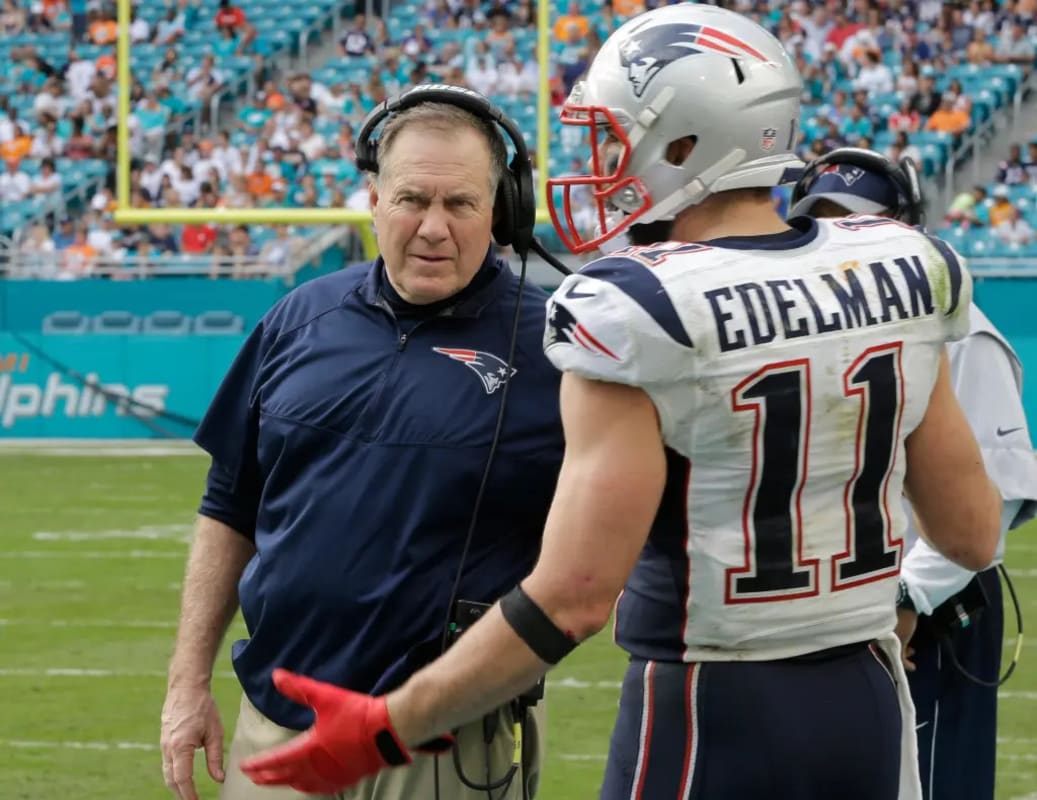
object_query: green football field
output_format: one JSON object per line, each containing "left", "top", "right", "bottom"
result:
{"left": 1, "top": 445, "right": 1035, "bottom": 800}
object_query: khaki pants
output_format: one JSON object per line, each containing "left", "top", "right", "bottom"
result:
{"left": 221, "top": 693, "right": 545, "bottom": 800}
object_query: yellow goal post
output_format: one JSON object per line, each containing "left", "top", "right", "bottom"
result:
{"left": 112, "top": 0, "right": 555, "bottom": 260}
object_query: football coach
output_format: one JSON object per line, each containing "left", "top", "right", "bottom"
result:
{"left": 159, "top": 87, "right": 564, "bottom": 800}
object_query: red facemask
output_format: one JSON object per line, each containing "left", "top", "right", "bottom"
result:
{"left": 547, "top": 103, "right": 654, "bottom": 254}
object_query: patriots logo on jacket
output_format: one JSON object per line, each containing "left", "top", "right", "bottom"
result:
{"left": 546, "top": 300, "right": 619, "bottom": 360}
{"left": 432, "top": 347, "right": 516, "bottom": 395}
{"left": 619, "top": 22, "right": 770, "bottom": 98}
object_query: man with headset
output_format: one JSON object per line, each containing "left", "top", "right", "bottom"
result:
{"left": 159, "top": 86, "right": 563, "bottom": 800}
{"left": 240, "top": 7, "right": 1002, "bottom": 800}
{"left": 788, "top": 146, "right": 1037, "bottom": 800}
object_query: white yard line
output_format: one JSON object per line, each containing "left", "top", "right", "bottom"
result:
{"left": 0, "top": 439, "right": 201, "bottom": 456}
{"left": 0, "top": 550, "right": 185, "bottom": 559}
{"left": 0, "top": 739, "right": 159, "bottom": 752}
{"left": 0, "top": 619, "right": 178, "bottom": 629}
{"left": 0, "top": 580, "right": 87, "bottom": 589}
{"left": 1000, "top": 691, "right": 1037, "bottom": 701}
{"left": 548, "top": 677, "right": 623, "bottom": 690}
{"left": 0, "top": 668, "right": 238, "bottom": 679}
{"left": 30, "top": 524, "right": 193, "bottom": 543}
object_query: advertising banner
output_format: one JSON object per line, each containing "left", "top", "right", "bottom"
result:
{"left": 0, "top": 333, "right": 243, "bottom": 438}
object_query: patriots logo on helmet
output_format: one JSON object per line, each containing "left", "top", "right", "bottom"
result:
{"left": 432, "top": 347, "right": 516, "bottom": 395}
{"left": 821, "top": 164, "right": 866, "bottom": 187}
{"left": 546, "top": 301, "right": 619, "bottom": 360}
{"left": 619, "top": 21, "right": 770, "bottom": 98}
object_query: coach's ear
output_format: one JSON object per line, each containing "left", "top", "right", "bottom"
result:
{"left": 368, "top": 178, "right": 379, "bottom": 212}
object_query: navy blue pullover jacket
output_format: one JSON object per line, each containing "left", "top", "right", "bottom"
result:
{"left": 194, "top": 251, "right": 564, "bottom": 730}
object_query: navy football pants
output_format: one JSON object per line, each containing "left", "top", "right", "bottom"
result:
{"left": 908, "top": 567, "right": 1003, "bottom": 800}
{"left": 600, "top": 644, "right": 902, "bottom": 800}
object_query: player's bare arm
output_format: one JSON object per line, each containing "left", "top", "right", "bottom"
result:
{"left": 904, "top": 351, "right": 1001, "bottom": 571}
{"left": 387, "top": 373, "right": 667, "bottom": 746}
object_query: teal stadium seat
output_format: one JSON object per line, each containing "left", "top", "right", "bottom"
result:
{"left": 92, "top": 311, "right": 142, "bottom": 335}
{"left": 42, "top": 311, "right": 89, "bottom": 335}
{"left": 193, "top": 311, "right": 245, "bottom": 335}
{"left": 142, "top": 311, "right": 192, "bottom": 336}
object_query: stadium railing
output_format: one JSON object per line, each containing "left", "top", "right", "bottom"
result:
{"left": 0, "top": 253, "right": 290, "bottom": 280}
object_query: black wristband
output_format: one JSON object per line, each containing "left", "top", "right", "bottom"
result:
{"left": 499, "top": 585, "right": 578, "bottom": 665}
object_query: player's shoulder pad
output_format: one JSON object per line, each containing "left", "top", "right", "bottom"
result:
{"left": 918, "top": 230, "right": 972, "bottom": 341}
{"left": 918, "top": 231, "right": 967, "bottom": 316}
{"left": 544, "top": 254, "right": 694, "bottom": 387}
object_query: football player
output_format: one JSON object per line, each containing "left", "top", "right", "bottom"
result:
{"left": 240, "top": 7, "right": 1002, "bottom": 799}
{"left": 789, "top": 147, "right": 1037, "bottom": 800}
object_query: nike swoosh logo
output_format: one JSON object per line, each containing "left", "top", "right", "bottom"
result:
{"left": 997, "top": 426, "right": 1023, "bottom": 437}
{"left": 565, "top": 284, "right": 595, "bottom": 300}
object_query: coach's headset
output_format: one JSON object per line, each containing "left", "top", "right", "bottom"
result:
{"left": 357, "top": 86, "right": 570, "bottom": 800}
{"left": 790, "top": 146, "right": 925, "bottom": 227}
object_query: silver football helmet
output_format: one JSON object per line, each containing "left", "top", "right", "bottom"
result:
{"left": 548, "top": 4, "right": 805, "bottom": 254}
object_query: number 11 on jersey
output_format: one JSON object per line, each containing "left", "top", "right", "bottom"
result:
{"left": 725, "top": 342, "right": 905, "bottom": 604}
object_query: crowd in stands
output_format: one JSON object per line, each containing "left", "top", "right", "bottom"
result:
{"left": 0, "top": 0, "right": 314, "bottom": 277}
{"left": 1, "top": 0, "right": 1037, "bottom": 278}
{"left": 941, "top": 138, "right": 1037, "bottom": 254}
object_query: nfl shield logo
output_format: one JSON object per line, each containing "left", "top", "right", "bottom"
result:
{"left": 760, "top": 127, "right": 777, "bottom": 151}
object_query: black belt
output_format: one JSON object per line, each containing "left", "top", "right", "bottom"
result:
{"left": 782, "top": 640, "right": 873, "bottom": 663}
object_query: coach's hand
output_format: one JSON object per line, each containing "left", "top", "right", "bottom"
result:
{"left": 894, "top": 609, "right": 918, "bottom": 672}
{"left": 161, "top": 687, "right": 225, "bottom": 800}
{"left": 241, "top": 669, "right": 427, "bottom": 794}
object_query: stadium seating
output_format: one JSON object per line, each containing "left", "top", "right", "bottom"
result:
{"left": 2, "top": 1, "right": 1036, "bottom": 275}
{"left": 141, "top": 310, "right": 192, "bottom": 336}
{"left": 192, "top": 310, "right": 245, "bottom": 335}
{"left": 0, "top": 0, "right": 343, "bottom": 240}
{"left": 41, "top": 309, "right": 89, "bottom": 334}
{"left": 91, "top": 310, "right": 142, "bottom": 334}
{"left": 38, "top": 308, "right": 246, "bottom": 335}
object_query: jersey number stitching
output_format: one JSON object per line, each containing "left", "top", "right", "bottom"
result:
{"left": 725, "top": 343, "right": 905, "bottom": 604}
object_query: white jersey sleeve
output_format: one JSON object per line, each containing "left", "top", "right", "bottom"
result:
{"left": 900, "top": 306, "right": 1037, "bottom": 614}
{"left": 544, "top": 252, "right": 696, "bottom": 386}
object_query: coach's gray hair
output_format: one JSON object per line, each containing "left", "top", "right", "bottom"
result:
{"left": 373, "top": 102, "right": 508, "bottom": 194}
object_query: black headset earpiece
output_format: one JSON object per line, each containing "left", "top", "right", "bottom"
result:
{"left": 355, "top": 84, "right": 536, "bottom": 257}
{"left": 790, "top": 146, "right": 925, "bottom": 227}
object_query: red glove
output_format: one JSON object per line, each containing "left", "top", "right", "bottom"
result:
{"left": 240, "top": 669, "right": 421, "bottom": 794}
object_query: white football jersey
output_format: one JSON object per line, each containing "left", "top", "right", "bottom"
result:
{"left": 544, "top": 216, "right": 972, "bottom": 662}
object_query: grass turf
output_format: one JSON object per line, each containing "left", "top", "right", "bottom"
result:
{"left": 1, "top": 448, "right": 1035, "bottom": 799}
